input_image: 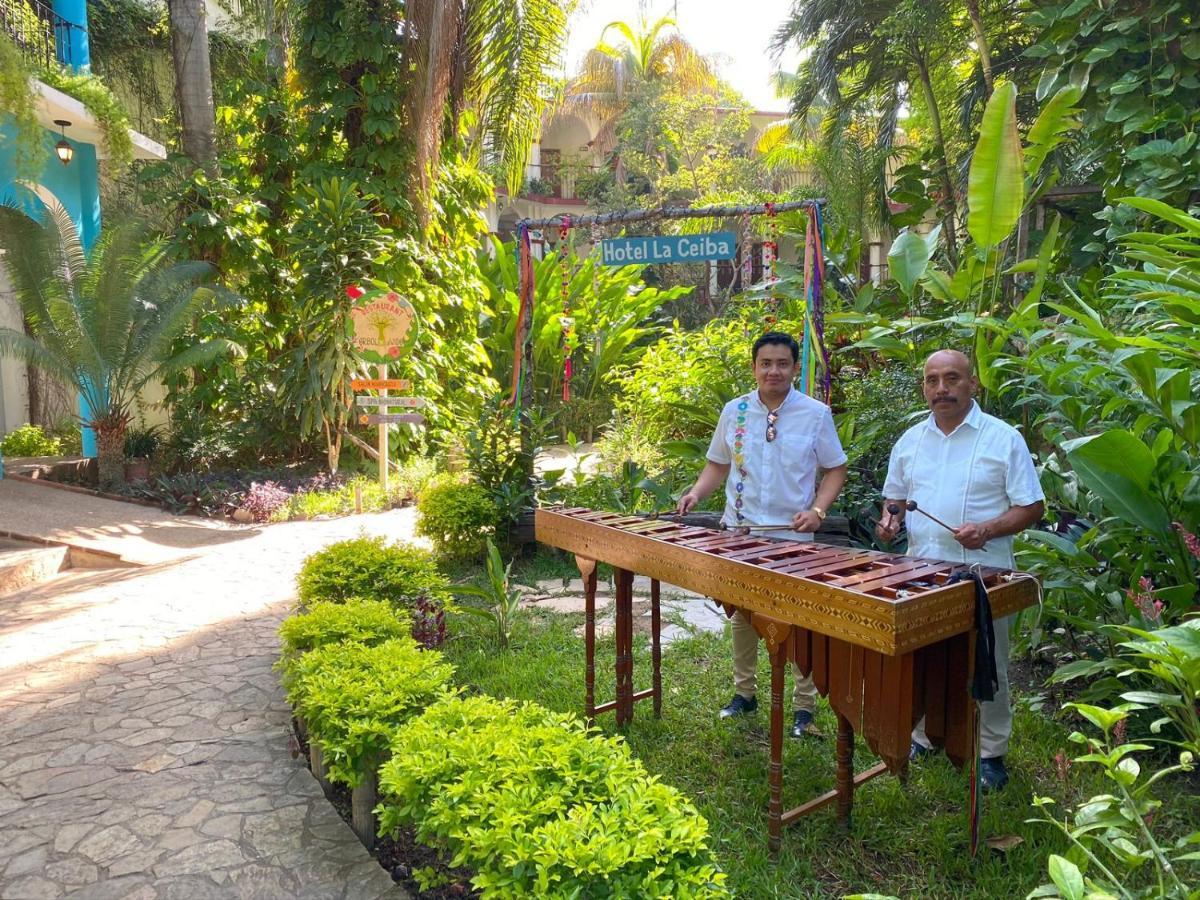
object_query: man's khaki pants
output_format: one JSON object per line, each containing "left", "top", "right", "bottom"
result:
{"left": 912, "top": 613, "right": 1013, "bottom": 759}
{"left": 731, "top": 609, "right": 817, "bottom": 712}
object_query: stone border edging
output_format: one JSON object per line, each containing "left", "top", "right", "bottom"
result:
{"left": 0, "top": 528, "right": 140, "bottom": 569}
{"left": 6, "top": 473, "right": 167, "bottom": 510}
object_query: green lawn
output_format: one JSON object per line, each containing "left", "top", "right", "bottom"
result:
{"left": 440, "top": 557, "right": 1200, "bottom": 899}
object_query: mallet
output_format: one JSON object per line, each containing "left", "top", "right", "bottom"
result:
{"left": 887, "top": 500, "right": 987, "bottom": 549}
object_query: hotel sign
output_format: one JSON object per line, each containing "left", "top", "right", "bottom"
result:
{"left": 599, "top": 232, "right": 737, "bottom": 266}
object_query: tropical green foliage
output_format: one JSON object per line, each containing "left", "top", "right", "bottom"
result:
{"left": 562, "top": 14, "right": 716, "bottom": 171}
{"left": 452, "top": 538, "right": 524, "bottom": 648}
{"left": 376, "top": 694, "right": 728, "bottom": 898}
{"left": 158, "top": 63, "right": 495, "bottom": 469}
{"left": 0, "top": 424, "right": 62, "bottom": 457}
{"left": 283, "top": 636, "right": 456, "bottom": 787}
{"left": 296, "top": 537, "right": 451, "bottom": 612}
{"left": 477, "top": 239, "right": 688, "bottom": 435}
{"left": 1025, "top": 0, "right": 1200, "bottom": 242}
{"left": 1027, "top": 703, "right": 1197, "bottom": 900}
{"left": 1050, "top": 619, "right": 1200, "bottom": 755}
{"left": 278, "top": 598, "right": 412, "bottom": 657}
{"left": 416, "top": 481, "right": 500, "bottom": 560}
{"left": 0, "top": 202, "right": 231, "bottom": 486}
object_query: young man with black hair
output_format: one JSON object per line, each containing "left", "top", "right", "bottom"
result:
{"left": 678, "top": 332, "right": 848, "bottom": 736}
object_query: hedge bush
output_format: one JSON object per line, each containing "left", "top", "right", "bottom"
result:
{"left": 284, "top": 637, "right": 455, "bottom": 787}
{"left": 415, "top": 481, "right": 499, "bottom": 558}
{"left": 1, "top": 424, "right": 62, "bottom": 457}
{"left": 377, "top": 694, "right": 728, "bottom": 899}
{"left": 279, "top": 598, "right": 411, "bottom": 657}
{"left": 296, "top": 536, "right": 451, "bottom": 612}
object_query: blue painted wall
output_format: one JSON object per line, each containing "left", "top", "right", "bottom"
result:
{"left": 0, "top": 0, "right": 108, "bottom": 477}
{"left": 0, "top": 120, "right": 101, "bottom": 251}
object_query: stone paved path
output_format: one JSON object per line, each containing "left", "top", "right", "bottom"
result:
{"left": 0, "top": 508, "right": 423, "bottom": 899}
{"left": 0, "top": 479, "right": 243, "bottom": 566}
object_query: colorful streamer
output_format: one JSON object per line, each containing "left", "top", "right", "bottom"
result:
{"left": 801, "top": 205, "right": 830, "bottom": 402}
{"left": 560, "top": 217, "right": 573, "bottom": 402}
{"left": 507, "top": 223, "right": 534, "bottom": 417}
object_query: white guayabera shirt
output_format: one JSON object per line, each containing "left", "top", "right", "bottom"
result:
{"left": 706, "top": 386, "right": 847, "bottom": 541}
{"left": 882, "top": 401, "right": 1044, "bottom": 568}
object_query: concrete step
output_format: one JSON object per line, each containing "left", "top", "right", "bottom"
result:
{"left": 0, "top": 539, "right": 70, "bottom": 597}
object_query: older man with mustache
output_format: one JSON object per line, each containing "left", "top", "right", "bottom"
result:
{"left": 876, "top": 350, "right": 1044, "bottom": 792}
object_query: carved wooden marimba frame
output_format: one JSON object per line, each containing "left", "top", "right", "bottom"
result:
{"left": 535, "top": 507, "right": 1040, "bottom": 853}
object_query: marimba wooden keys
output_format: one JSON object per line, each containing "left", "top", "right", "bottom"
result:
{"left": 535, "top": 507, "right": 1039, "bottom": 853}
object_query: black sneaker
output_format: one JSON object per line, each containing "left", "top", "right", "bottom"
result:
{"left": 719, "top": 694, "right": 758, "bottom": 718}
{"left": 790, "top": 709, "right": 814, "bottom": 738}
{"left": 980, "top": 756, "right": 1009, "bottom": 793}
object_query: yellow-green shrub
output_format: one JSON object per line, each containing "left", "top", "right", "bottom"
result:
{"left": 296, "top": 536, "right": 451, "bottom": 610}
{"left": 377, "top": 695, "right": 727, "bottom": 898}
{"left": 285, "top": 637, "right": 455, "bottom": 787}
{"left": 415, "top": 481, "right": 498, "bottom": 558}
{"left": 280, "top": 598, "right": 411, "bottom": 654}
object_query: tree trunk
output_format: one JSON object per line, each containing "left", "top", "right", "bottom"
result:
{"left": 913, "top": 53, "right": 960, "bottom": 265}
{"left": 94, "top": 415, "right": 128, "bottom": 489}
{"left": 965, "top": 0, "right": 994, "bottom": 96}
{"left": 404, "top": 0, "right": 462, "bottom": 230}
{"left": 167, "top": 0, "right": 218, "bottom": 174}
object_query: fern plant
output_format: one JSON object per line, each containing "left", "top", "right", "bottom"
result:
{"left": 0, "top": 201, "right": 233, "bottom": 486}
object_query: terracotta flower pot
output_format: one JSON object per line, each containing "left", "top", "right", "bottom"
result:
{"left": 123, "top": 457, "right": 150, "bottom": 483}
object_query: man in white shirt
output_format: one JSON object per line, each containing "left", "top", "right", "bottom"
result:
{"left": 876, "top": 349, "right": 1044, "bottom": 792}
{"left": 678, "top": 332, "right": 848, "bottom": 737}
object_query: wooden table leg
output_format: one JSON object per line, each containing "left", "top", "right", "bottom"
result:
{"left": 651, "top": 578, "right": 662, "bottom": 718}
{"left": 577, "top": 557, "right": 597, "bottom": 723}
{"left": 615, "top": 568, "right": 634, "bottom": 727}
{"left": 768, "top": 636, "right": 786, "bottom": 855}
{"left": 836, "top": 710, "right": 854, "bottom": 830}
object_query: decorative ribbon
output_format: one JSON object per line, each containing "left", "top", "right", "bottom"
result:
{"left": 801, "top": 205, "right": 831, "bottom": 402}
{"left": 507, "top": 223, "right": 534, "bottom": 416}
{"left": 560, "top": 217, "right": 572, "bottom": 402}
{"left": 764, "top": 202, "right": 779, "bottom": 325}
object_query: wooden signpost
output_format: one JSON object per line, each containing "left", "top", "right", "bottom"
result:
{"left": 355, "top": 396, "right": 424, "bottom": 408}
{"left": 350, "top": 378, "right": 410, "bottom": 391}
{"left": 347, "top": 288, "right": 421, "bottom": 491}
{"left": 358, "top": 413, "right": 425, "bottom": 426}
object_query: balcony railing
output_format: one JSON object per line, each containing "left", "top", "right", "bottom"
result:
{"left": 522, "top": 162, "right": 605, "bottom": 201}
{"left": 1, "top": 0, "right": 80, "bottom": 70}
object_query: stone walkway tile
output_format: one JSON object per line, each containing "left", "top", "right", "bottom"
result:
{"left": 0, "top": 511, "right": 418, "bottom": 898}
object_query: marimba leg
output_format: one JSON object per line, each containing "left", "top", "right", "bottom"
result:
{"left": 768, "top": 636, "right": 786, "bottom": 855}
{"left": 836, "top": 711, "right": 854, "bottom": 830}
{"left": 615, "top": 568, "right": 635, "bottom": 726}
{"left": 577, "top": 557, "right": 597, "bottom": 722}
{"left": 651, "top": 578, "right": 662, "bottom": 718}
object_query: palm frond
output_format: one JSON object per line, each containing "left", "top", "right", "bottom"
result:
{"left": 464, "top": 0, "right": 570, "bottom": 194}
{"left": 0, "top": 327, "right": 75, "bottom": 385}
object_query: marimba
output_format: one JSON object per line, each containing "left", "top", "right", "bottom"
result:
{"left": 535, "top": 507, "right": 1039, "bottom": 852}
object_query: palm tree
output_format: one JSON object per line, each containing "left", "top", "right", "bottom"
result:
{"left": 562, "top": 14, "right": 716, "bottom": 181}
{"left": 772, "top": 0, "right": 963, "bottom": 262}
{"left": 167, "top": 0, "right": 218, "bottom": 172}
{"left": 0, "top": 203, "right": 233, "bottom": 487}
{"left": 403, "top": 0, "right": 571, "bottom": 227}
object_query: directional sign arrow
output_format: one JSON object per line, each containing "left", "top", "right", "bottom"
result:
{"left": 350, "top": 378, "right": 411, "bottom": 391}
{"left": 358, "top": 413, "right": 425, "bottom": 426}
{"left": 355, "top": 396, "right": 425, "bottom": 408}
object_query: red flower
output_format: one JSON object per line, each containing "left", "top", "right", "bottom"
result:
{"left": 1172, "top": 522, "right": 1200, "bottom": 560}
{"left": 345, "top": 285, "right": 365, "bottom": 300}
